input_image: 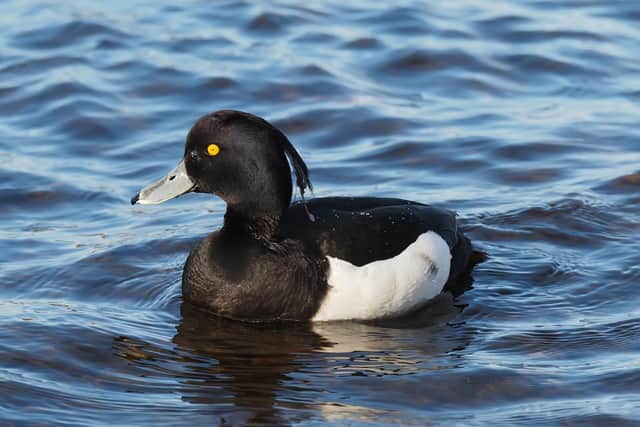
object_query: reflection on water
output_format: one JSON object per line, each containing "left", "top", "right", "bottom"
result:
{"left": 112, "top": 300, "right": 472, "bottom": 426}
{"left": 1, "top": 0, "right": 640, "bottom": 425}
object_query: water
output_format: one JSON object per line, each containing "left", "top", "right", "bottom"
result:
{"left": 1, "top": 0, "right": 640, "bottom": 425}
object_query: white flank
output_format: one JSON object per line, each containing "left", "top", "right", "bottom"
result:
{"left": 312, "top": 231, "right": 452, "bottom": 321}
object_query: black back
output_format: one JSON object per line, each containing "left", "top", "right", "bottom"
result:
{"left": 280, "top": 197, "right": 459, "bottom": 265}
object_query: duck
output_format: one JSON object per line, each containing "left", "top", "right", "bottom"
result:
{"left": 132, "top": 110, "right": 481, "bottom": 322}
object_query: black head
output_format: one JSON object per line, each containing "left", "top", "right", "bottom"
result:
{"left": 132, "top": 110, "right": 312, "bottom": 222}
{"left": 182, "top": 110, "right": 311, "bottom": 218}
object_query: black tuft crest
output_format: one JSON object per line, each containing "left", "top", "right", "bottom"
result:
{"left": 275, "top": 128, "right": 313, "bottom": 199}
{"left": 274, "top": 128, "right": 315, "bottom": 221}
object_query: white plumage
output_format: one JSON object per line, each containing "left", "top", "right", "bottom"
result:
{"left": 312, "top": 231, "right": 452, "bottom": 321}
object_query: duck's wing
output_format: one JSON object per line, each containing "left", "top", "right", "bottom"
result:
{"left": 280, "top": 197, "right": 475, "bottom": 296}
{"left": 280, "top": 197, "right": 459, "bottom": 265}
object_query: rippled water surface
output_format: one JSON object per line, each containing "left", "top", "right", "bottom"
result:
{"left": 2, "top": 1, "right": 640, "bottom": 425}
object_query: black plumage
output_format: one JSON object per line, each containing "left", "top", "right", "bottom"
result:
{"left": 133, "top": 110, "right": 482, "bottom": 321}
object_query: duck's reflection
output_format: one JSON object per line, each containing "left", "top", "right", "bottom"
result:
{"left": 114, "top": 295, "right": 473, "bottom": 425}
{"left": 171, "top": 302, "right": 328, "bottom": 425}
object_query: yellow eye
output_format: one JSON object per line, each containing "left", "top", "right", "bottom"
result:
{"left": 207, "top": 144, "right": 220, "bottom": 156}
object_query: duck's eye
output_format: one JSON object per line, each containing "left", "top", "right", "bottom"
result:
{"left": 207, "top": 144, "right": 220, "bottom": 157}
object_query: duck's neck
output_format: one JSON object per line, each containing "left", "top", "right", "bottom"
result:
{"left": 222, "top": 206, "right": 283, "bottom": 241}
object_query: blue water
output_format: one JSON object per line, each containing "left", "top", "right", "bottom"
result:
{"left": 2, "top": 1, "right": 640, "bottom": 425}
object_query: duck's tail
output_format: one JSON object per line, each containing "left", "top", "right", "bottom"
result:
{"left": 443, "top": 232, "right": 487, "bottom": 297}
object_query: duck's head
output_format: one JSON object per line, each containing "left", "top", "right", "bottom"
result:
{"left": 131, "top": 110, "right": 312, "bottom": 219}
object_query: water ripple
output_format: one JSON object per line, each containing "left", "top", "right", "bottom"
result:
{"left": 2, "top": 0, "right": 640, "bottom": 425}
